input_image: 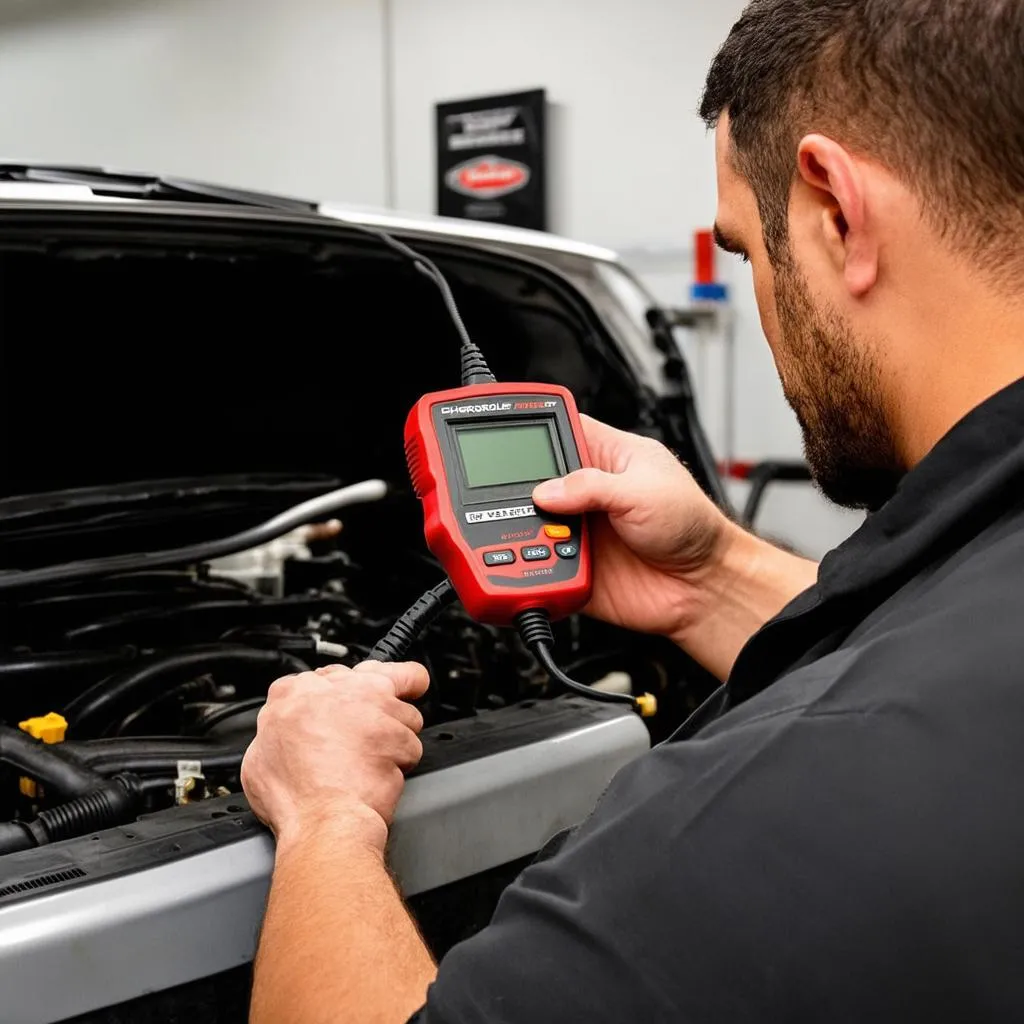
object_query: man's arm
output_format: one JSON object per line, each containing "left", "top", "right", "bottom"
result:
{"left": 242, "top": 661, "right": 436, "bottom": 1024}
{"left": 672, "top": 523, "right": 819, "bottom": 678}
{"left": 532, "top": 417, "right": 818, "bottom": 680}
{"left": 251, "top": 822, "right": 435, "bottom": 1024}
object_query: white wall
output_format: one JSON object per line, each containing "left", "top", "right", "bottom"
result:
{"left": 0, "top": 0, "right": 861, "bottom": 557}
{"left": 0, "top": 0, "right": 388, "bottom": 203}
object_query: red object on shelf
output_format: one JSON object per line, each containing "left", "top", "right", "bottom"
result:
{"left": 718, "top": 460, "right": 756, "bottom": 480}
{"left": 695, "top": 229, "right": 716, "bottom": 286}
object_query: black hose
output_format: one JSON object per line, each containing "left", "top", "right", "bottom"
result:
{"left": 29, "top": 775, "right": 141, "bottom": 844}
{"left": 84, "top": 751, "right": 244, "bottom": 776}
{"left": 63, "top": 645, "right": 307, "bottom": 737}
{"left": 366, "top": 579, "right": 457, "bottom": 663}
{"left": 0, "top": 647, "right": 136, "bottom": 683}
{"left": 0, "top": 724, "right": 103, "bottom": 798}
{"left": 195, "top": 697, "right": 266, "bottom": 734}
{"left": 63, "top": 737, "right": 245, "bottom": 776}
{"left": 0, "top": 729, "right": 143, "bottom": 852}
{"left": 0, "top": 821, "right": 34, "bottom": 855}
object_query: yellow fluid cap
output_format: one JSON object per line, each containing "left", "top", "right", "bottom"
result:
{"left": 636, "top": 693, "right": 658, "bottom": 718}
{"left": 19, "top": 712, "right": 68, "bottom": 745}
{"left": 18, "top": 713, "right": 68, "bottom": 797}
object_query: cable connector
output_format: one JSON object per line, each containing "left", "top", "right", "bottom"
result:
{"left": 635, "top": 692, "right": 658, "bottom": 718}
{"left": 460, "top": 342, "right": 497, "bottom": 387}
{"left": 367, "top": 579, "right": 458, "bottom": 663}
{"left": 515, "top": 609, "right": 649, "bottom": 715}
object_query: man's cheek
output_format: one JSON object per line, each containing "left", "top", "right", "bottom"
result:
{"left": 751, "top": 263, "right": 782, "bottom": 356}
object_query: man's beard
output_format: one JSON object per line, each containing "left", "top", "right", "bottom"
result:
{"left": 773, "top": 262, "right": 904, "bottom": 511}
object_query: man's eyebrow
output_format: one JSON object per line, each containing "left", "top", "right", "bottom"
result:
{"left": 713, "top": 223, "right": 746, "bottom": 255}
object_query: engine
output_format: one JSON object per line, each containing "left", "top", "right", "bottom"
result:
{"left": 0, "top": 493, "right": 705, "bottom": 853}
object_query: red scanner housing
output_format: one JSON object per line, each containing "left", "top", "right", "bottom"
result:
{"left": 404, "top": 382, "right": 592, "bottom": 626}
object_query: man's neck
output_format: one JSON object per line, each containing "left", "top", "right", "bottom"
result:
{"left": 885, "top": 266, "right": 1024, "bottom": 469}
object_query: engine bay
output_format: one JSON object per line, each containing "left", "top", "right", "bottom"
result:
{"left": 0, "top": 211, "right": 716, "bottom": 860}
{"left": 0, "top": 500, "right": 709, "bottom": 850}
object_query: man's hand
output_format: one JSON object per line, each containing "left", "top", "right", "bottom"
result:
{"left": 534, "top": 416, "right": 732, "bottom": 638}
{"left": 534, "top": 416, "right": 818, "bottom": 679}
{"left": 241, "top": 661, "right": 429, "bottom": 853}
{"left": 245, "top": 661, "right": 437, "bottom": 1024}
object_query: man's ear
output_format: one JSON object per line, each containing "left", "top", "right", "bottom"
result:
{"left": 796, "top": 134, "right": 878, "bottom": 298}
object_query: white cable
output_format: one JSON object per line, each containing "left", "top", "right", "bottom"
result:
{"left": 0, "top": 480, "right": 389, "bottom": 594}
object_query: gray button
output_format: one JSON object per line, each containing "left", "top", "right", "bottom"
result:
{"left": 555, "top": 542, "right": 580, "bottom": 559}
{"left": 483, "top": 549, "right": 516, "bottom": 566}
{"left": 522, "top": 545, "right": 552, "bottom": 562}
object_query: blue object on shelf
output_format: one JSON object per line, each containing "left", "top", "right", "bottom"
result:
{"left": 691, "top": 282, "right": 729, "bottom": 302}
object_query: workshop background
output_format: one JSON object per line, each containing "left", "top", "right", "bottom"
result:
{"left": 0, "top": 0, "right": 865, "bottom": 557}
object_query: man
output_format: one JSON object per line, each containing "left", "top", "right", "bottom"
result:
{"left": 241, "top": 0, "right": 1024, "bottom": 1019}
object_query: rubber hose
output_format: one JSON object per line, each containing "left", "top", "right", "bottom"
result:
{"left": 0, "top": 821, "right": 34, "bottom": 855}
{"left": 63, "top": 645, "right": 307, "bottom": 737}
{"left": 81, "top": 751, "right": 244, "bottom": 776}
{"left": 63, "top": 738, "right": 244, "bottom": 776}
{"left": 63, "top": 737, "right": 243, "bottom": 765}
{"left": 0, "top": 725, "right": 103, "bottom": 798}
{"left": 30, "top": 775, "right": 141, "bottom": 844}
{"left": 0, "top": 647, "right": 136, "bottom": 683}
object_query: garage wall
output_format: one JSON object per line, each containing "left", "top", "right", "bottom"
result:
{"left": 0, "top": 0, "right": 862, "bottom": 556}
{"left": 0, "top": 0, "right": 388, "bottom": 203}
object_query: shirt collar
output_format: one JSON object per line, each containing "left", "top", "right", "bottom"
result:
{"left": 817, "top": 375, "right": 1024, "bottom": 600}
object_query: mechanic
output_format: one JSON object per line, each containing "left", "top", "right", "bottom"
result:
{"left": 241, "top": 1, "right": 1024, "bottom": 1020}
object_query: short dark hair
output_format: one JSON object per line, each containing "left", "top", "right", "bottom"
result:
{"left": 701, "top": 0, "right": 1024, "bottom": 276}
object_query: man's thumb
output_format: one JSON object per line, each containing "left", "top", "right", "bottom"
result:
{"left": 533, "top": 469, "right": 630, "bottom": 515}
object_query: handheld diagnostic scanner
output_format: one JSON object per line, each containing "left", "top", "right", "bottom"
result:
{"left": 404, "top": 382, "right": 591, "bottom": 626}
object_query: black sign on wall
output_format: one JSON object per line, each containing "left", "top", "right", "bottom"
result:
{"left": 436, "top": 89, "right": 547, "bottom": 232}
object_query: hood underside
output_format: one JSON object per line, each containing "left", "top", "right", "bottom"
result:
{"left": 0, "top": 206, "right": 648, "bottom": 567}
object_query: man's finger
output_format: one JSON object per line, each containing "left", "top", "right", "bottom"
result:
{"left": 534, "top": 467, "right": 633, "bottom": 516}
{"left": 353, "top": 660, "right": 431, "bottom": 701}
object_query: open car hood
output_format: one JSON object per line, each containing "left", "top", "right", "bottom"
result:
{"left": 0, "top": 190, "right": 716, "bottom": 570}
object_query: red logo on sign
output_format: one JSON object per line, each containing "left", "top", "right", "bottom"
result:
{"left": 445, "top": 155, "right": 531, "bottom": 200}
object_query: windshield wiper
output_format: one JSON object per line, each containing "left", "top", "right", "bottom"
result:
{"left": 0, "top": 163, "right": 316, "bottom": 214}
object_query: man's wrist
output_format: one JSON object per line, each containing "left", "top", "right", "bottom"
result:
{"left": 273, "top": 801, "right": 389, "bottom": 859}
{"left": 668, "top": 522, "right": 818, "bottom": 678}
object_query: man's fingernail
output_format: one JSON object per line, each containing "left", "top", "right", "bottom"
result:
{"left": 534, "top": 479, "right": 566, "bottom": 503}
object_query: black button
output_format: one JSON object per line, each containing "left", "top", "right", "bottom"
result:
{"left": 521, "top": 545, "right": 552, "bottom": 562}
{"left": 483, "top": 549, "right": 516, "bottom": 566}
{"left": 554, "top": 542, "right": 579, "bottom": 559}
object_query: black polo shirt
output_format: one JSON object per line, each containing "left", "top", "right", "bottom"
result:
{"left": 411, "top": 377, "right": 1024, "bottom": 1023}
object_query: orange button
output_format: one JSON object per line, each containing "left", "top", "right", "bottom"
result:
{"left": 543, "top": 524, "right": 571, "bottom": 539}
